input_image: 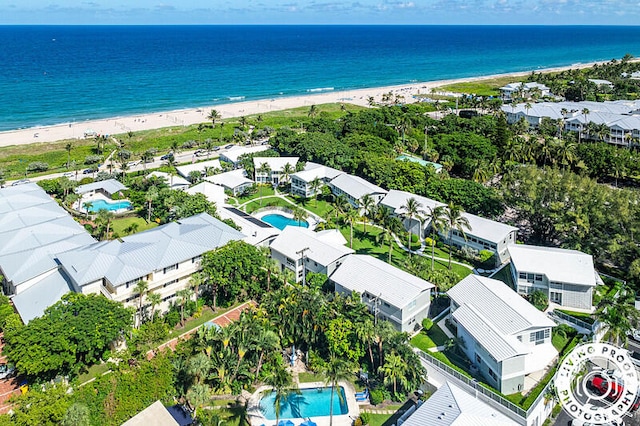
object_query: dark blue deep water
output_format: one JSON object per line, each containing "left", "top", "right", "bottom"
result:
{"left": 1, "top": 25, "right": 639, "bottom": 131}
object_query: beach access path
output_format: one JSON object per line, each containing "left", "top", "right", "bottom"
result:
{"left": 0, "top": 61, "right": 607, "bottom": 148}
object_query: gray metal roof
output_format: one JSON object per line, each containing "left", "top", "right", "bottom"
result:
{"left": 329, "top": 254, "right": 433, "bottom": 309}
{"left": 291, "top": 162, "right": 344, "bottom": 183}
{"left": 75, "top": 179, "right": 127, "bottom": 195}
{"left": 508, "top": 244, "right": 597, "bottom": 287}
{"left": 57, "top": 213, "right": 244, "bottom": 287}
{"left": 452, "top": 304, "right": 528, "bottom": 362}
{"left": 252, "top": 156, "right": 299, "bottom": 171}
{"left": 402, "top": 381, "right": 518, "bottom": 426}
{"left": 270, "top": 227, "right": 354, "bottom": 267}
{"left": 329, "top": 173, "right": 387, "bottom": 200}
{"left": 122, "top": 401, "right": 179, "bottom": 426}
{"left": 12, "top": 270, "right": 75, "bottom": 323}
{"left": 447, "top": 275, "right": 555, "bottom": 336}
{"left": 206, "top": 169, "right": 252, "bottom": 190}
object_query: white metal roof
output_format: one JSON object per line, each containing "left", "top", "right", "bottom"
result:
{"left": 453, "top": 304, "right": 529, "bottom": 362}
{"left": 252, "top": 156, "right": 299, "bottom": 171}
{"left": 57, "top": 213, "right": 244, "bottom": 287}
{"left": 447, "top": 275, "right": 555, "bottom": 336}
{"left": 205, "top": 169, "right": 253, "bottom": 190}
{"left": 507, "top": 244, "right": 597, "bottom": 287}
{"left": 75, "top": 179, "right": 127, "bottom": 195}
{"left": 291, "top": 162, "right": 344, "bottom": 183}
{"left": 176, "top": 159, "right": 221, "bottom": 179}
{"left": 184, "top": 181, "right": 226, "bottom": 207}
{"left": 12, "top": 270, "right": 75, "bottom": 323}
{"left": 218, "top": 206, "right": 280, "bottom": 246}
{"left": 147, "top": 171, "right": 190, "bottom": 189}
{"left": 122, "top": 401, "right": 179, "bottom": 426}
{"left": 330, "top": 254, "right": 433, "bottom": 309}
{"left": 380, "top": 189, "right": 444, "bottom": 214}
{"left": 402, "top": 381, "right": 518, "bottom": 426}
{"left": 220, "top": 145, "right": 270, "bottom": 163}
{"left": 329, "top": 173, "right": 387, "bottom": 200}
{"left": 270, "top": 226, "right": 354, "bottom": 267}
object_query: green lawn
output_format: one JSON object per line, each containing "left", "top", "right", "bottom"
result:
{"left": 243, "top": 197, "right": 293, "bottom": 213}
{"left": 111, "top": 216, "right": 158, "bottom": 237}
{"left": 77, "top": 362, "right": 111, "bottom": 384}
{"left": 298, "top": 371, "right": 327, "bottom": 383}
{"left": 435, "top": 75, "right": 526, "bottom": 96}
{"left": 166, "top": 304, "right": 235, "bottom": 340}
{"left": 237, "top": 185, "right": 275, "bottom": 204}
{"left": 368, "top": 413, "right": 394, "bottom": 426}
{"left": 556, "top": 309, "right": 595, "bottom": 324}
{"left": 410, "top": 325, "right": 450, "bottom": 350}
{"left": 287, "top": 195, "right": 335, "bottom": 218}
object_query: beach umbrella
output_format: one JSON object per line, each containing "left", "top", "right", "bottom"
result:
{"left": 277, "top": 420, "right": 295, "bottom": 426}
{"left": 300, "top": 420, "right": 318, "bottom": 426}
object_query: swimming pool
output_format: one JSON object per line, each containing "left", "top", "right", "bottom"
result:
{"left": 261, "top": 213, "right": 309, "bottom": 230}
{"left": 259, "top": 386, "right": 348, "bottom": 420}
{"left": 88, "top": 199, "right": 132, "bottom": 212}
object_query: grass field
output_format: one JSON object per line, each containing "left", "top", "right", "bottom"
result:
{"left": 435, "top": 75, "right": 527, "bottom": 96}
{"left": 110, "top": 216, "right": 158, "bottom": 236}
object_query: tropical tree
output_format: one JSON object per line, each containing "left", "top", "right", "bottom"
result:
{"left": 133, "top": 280, "right": 148, "bottom": 327}
{"left": 343, "top": 207, "right": 360, "bottom": 249}
{"left": 207, "top": 109, "right": 221, "bottom": 127}
{"left": 147, "top": 292, "right": 162, "bottom": 321}
{"left": 253, "top": 329, "right": 280, "bottom": 383}
{"left": 423, "top": 205, "right": 447, "bottom": 270}
{"left": 280, "top": 162, "right": 295, "bottom": 186}
{"left": 176, "top": 288, "right": 193, "bottom": 327}
{"left": 256, "top": 162, "right": 272, "bottom": 204}
{"left": 379, "top": 352, "right": 408, "bottom": 396}
{"left": 293, "top": 207, "right": 308, "bottom": 227}
{"left": 65, "top": 142, "right": 73, "bottom": 169}
{"left": 596, "top": 288, "right": 640, "bottom": 346}
{"left": 263, "top": 362, "right": 295, "bottom": 426}
{"left": 442, "top": 203, "right": 471, "bottom": 269}
{"left": 322, "top": 355, "right": 355, "bottom": 426}
{"left": 358, "top": 194, "right": 376, "bottom": 234}
{"left": 399, "top": 197, "right": 424, "bottom": 251}
{"left": 95, "top": 209, "right": 115, "bottom": 240}
{"left": 145, "top": 186, "right": 159, "bottom": 222}
{"left": 354, "top": 318, "right": 376, "bottom": 369}
{"left": 309, "top": 177, "right": 323, "bottom": 206}
{"left": 188, "top": 272, "right": 206, "bottom": 302}
{"left": 186, "top": 383, "right": 210, "bottom": 420}
{"left": 188, "top": 352, "right": 211, "bottom": 385}
{"left": 308, "top": 104, "right": 318, "bottom": 118}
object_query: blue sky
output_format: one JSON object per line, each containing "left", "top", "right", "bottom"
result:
{"left": 2, "top": 0, "right": 639, "bottom": 25}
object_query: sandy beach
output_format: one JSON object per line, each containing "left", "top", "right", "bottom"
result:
{"left": 0, "top": 62, "right": 605, "bottom": 148}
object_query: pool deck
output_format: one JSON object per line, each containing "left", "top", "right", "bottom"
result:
{"left": 74, "top": 191, "right": 132, "bottom": 214}
{"left": 253, "top": 207, "right": 319, "bottom": 230}
{"left": 247, "top": 381, "right": 359, "bottom": 426}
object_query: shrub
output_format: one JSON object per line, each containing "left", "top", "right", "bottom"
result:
{"left": 84, "top": 155, "right": 102, "bottom": 165}
{"left": 529, "top": 290, "right": 548, "bottom": 311}
{"left": 478, "top": 250, "right": 494, "bottom": 263}
{"left": 369, "top": 388, "right": 384, "bottom": 405}
{"left": 27, "top": 161, "right": 49, "bottom": 172}
{"left": 422, "top": 318, "right": 433, "bottom": 331}
{"left": 359, "top": 412, "right": 371, "bottom": 425}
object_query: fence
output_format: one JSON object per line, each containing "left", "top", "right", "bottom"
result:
{"left": 552, "top": 310, "right": 599, "bottom": 333}
{"left": 417, "top": 348, "right": 555, "bottom": 422}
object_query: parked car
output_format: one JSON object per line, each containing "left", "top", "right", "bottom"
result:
{"left": 127, "top": 160, "right": 140, "bottom": 167}
{"left": 11, "top": 179, "right": 31, "bottom": 186}
{"left": 213, "top": 146, "right": 221, "bottom": 151}
{"left": 194, "top": 149, "right": 208, "bottom": 157}
{"left": 626, "top": 328, "right": 640, "bottom": 341}
{"left": 588, "top": 373, "right": 640, "bottom": 412}
{"left": 0, "top": 364, "right": 15, "bottom": 380}
{"left": 62, "top": 172, "right": 75, "bottom": 178}
{"left": 224, "top": 144, "right": 234, "bottom": 149}
{"left": 571, "top": 419, "right": 624, "bottom": 426}
{"left": 160, "top": 153, "right": 174, "bottom": 161}
{"left": 82, "top": 168, "right": 96, "bottom": 174}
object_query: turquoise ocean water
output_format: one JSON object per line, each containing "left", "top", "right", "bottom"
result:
{"left": 1, "top": 25, "right": 639, "bottom": 131}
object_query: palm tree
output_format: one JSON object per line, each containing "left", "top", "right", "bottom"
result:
{"left": 400, "top": 197, "right": 424, "bottom": 251}
{"left": 596, "top": 288, "right": 640, "bottom": 346}
{"left": 253, "top": 329, "right": 280, "bottom": 383}
{"left": 331, "top": 193, "right": 350, "bottom": 220}
{"left": 442, "top": 203, "right": 471, "bottom": 270}
{"left": 280, "top": 162, "right": 295, "bottom": 187}
{"left": 96, "top": 209, "right": 115, "bottom": 240}
{"left": 376, "top": 224, "right": 395, "bottom": 263}
{"left": 308, "top": 104, "right": 318, "bottom": 118}
{"left": 188, "top": 353, "right": 211, "bottom": 385}
{"left": 186, "top": 383, "right": 210, "bottom": 420}
{"left": 322, "top": 355, "right": 355, "bottom": 426}
{"left": 65, "top": 142, "right": 73, "bottom": 169}
{"left": 133, "top": 280, "right": 148, "bottom": 327}
{"left": 309, "top": 177, "right": 323, "bottom": 205}
{"left": 354, "top": 318, "right": 376, "bottom": 369}
{"left": 176, "top": 288, "right": 193, "bottom": 327}
{"left": 379, "top": 352, "right": 408, "bottom": 396}
{"left": 580, "top": 107, "right": 590, "bottom": 142}
{"left": 293, "top": 207, "right": 308, "bottom": 227}
{"left": 207, "top": 109, "right": 221, "bottom": 128}
{"left": 147, "top": 292, "right": 162, "bottom": 321}
{"left": 188, "top": 272, "right": 205, "bottom": 302}
{"left": 423, "top": 205, "right": 447, "bottom": 270}
{"left": 145, "top": 186, "right": 158, "bottom": 223}
{"left": 344, "top": 207, "right": 360, "bottom": 249}
{"left": 263, "top": 363, "right": 295, "bottom": 426}
{"left": 358, "top": 194, "right": 376, "bottom": 234}
{"left": 256, "top": 162, "right": 271, "bottom": 204}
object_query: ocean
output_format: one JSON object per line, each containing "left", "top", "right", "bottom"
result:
{"left": 1, "top": 25, "right": 639, "bottom": 132}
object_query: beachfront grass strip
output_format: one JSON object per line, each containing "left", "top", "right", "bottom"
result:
{"left": 110, "top": 216, "right": 158, "bottom": 236}
{"left": 244, "top": 197, "right": 293, "bottom": 214}
{"left": 436, "top": 75, "right": 527, "bottom": 96}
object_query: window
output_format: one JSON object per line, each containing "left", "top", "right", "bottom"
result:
{"left": 125, "top": 277, "right": 142, "bottom": 288}
{"left": 550, "top": 291, "right": 562, "bottom": 304}
{"left": 517, "top": 335, "right": 522, "bottom": 342}
{"left": 519, "top": 272, "right": 527, "bottom": 280}
{"left": 527, "top": 273, "right": 535, "bottom": 284}
{"left": 476, "top": 354, "right": 482, "bottom": 364}
{"left": 535, "top": 274, "right": 543, "bottom": 282}
{"left": 163, "top": 279, "right": 178, "bottom": 288}
{"left": 407, "top": 300, "right": 416, "bottom": 310}
{"left": 192, "top": 256, "right": 202, "bottom": 264}
{"left": 530, "top": 329, "right": 549, "bottom": 345}
{"left": 163, "top": 264, "right": 178, "bottom": 274}
{"left": 488, "top": 368, "right": 497, "bottom": 381}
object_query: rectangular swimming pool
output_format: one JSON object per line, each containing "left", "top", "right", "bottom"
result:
{"left": 259, "top": 386, "right": 348, "bottom": 420}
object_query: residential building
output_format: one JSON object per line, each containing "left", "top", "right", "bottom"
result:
{"left": 253, "top": 156, "right": 299, "bottom": 185}
{"left": 328, "top": 173, "right": 387, "bottom": 209}
{"left": 588, "top": 78, "right": 614, "bottom": 89}
{"left": 290, "top": 162, "right": 344, "bottom": 197}
{"left": 447, "top": 275, "right": 557, "bottom": 394}
{"left": 147, "top": 171, "right": 190, "bottom": 190}
{"left": 219, "top": 145, "right": 270, "bottom": 167}
{"left": 122, "top": 401, "right": 180, "bottom": 426}
{"left": 205, "top": 169, "right": 253, "bottom": 196}
{"left": 218, "top": 206, "right": 281, "bottom": 246}
{"left": 184, "top": 181, "right": 227, "bottom": 207}
{"left": 176, "top": 159, "right": 221, "bottom": 181}
{"left": 270, "top": 227, "right": 354, "bottom": 283}
{"left": 499, "top": 82, "right": 551, "bottom": 102}
{"left": 330, "top": 254, "right": 434, "bottom": 332}
{"left": 55, "top": 213, "right": 244, "bottom": 315}
{"left": 380, "top": 190, "right": 518, "bottom": 265}
{"left": 75, "top": 179, "right": 127, "bottom": 197}
{"left": 400, "top": 381, "right": 518, "bottom": 426}
{"left": 507, "top": 244, "right": 600, "bottom": 310}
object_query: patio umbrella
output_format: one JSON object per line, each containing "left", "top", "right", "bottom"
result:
{"left": 277, "top": 420, "right": 295, "bottom": 426}
{"left": 300, "top": 420, "right": 318, "bottom": 426}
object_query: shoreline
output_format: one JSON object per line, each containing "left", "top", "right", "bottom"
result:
{"left": 0, "top": 61, "right": 606, "bottom": 148}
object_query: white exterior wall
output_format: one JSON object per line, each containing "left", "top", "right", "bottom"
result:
{"left": 10, "top": 267, "right": 60, "bottom": 295}
{"left": 446, "top": 229, "right": 516, "bottom": 266}
{"left": 513, "top": 269, "right": 593, "bottom": 310}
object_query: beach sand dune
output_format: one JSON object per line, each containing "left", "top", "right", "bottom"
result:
{"left": 0, "top": 62, "right": 603, "bottom": 148}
